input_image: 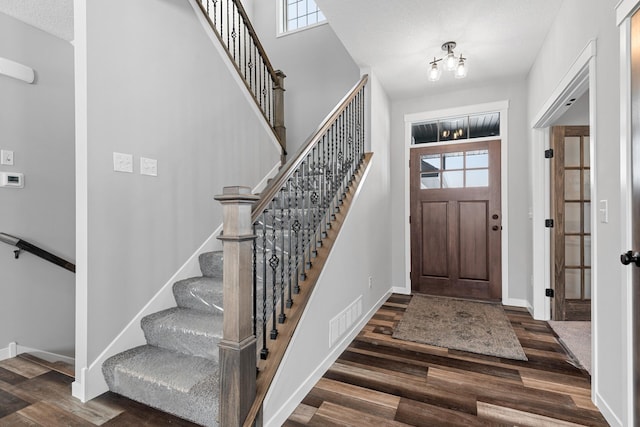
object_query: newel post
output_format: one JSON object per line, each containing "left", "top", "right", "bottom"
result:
{"left": 214, "top": 186, "right": 259, "bottom": 427}
{"left": 274, "top": 69, "right": 287, "bottom": 163}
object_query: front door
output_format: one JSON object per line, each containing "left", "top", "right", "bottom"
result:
{"left": 551, "top": 126, "right": 591, "bottom": 320}
{"left": 410, "top": 140, "right": 501, "bottom": 301}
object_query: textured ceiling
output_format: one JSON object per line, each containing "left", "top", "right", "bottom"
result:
{"left": 0, "top": 0, "right": 73, "bottom": 42}
{"left": 315, "top": 0, "right": 564, "bottom": 99}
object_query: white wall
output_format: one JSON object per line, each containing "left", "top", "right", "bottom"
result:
{"left": 78, "top": 0, "right": 280, "bottom": 369}
{"left": 263, "top": 72, "right": 392, "bottom": 426}
{"left": 251, "top": 1, "right": 360, "bottom": 156}
{"left": 0, "top": 13, "right": 75, "bottom": 357}
{"left": 527, "top": 0, "right": 625, "bottom": 425}
{"left": 389, "top": 77, "right": 531, "bottom": 303}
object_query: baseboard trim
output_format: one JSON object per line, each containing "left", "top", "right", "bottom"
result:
{"left": 391, "top": 285, "right": 411, "bottom": 295}
{"left": 1, "top": 342, "right": 74, "bottom": 365}
{"left": 264, "top": 289, "right": 392, "bottom": 427}
{"left": 595, "top": 391, "right": 623, "bottom": 427}
{"left": 0, "top": 342, "right": 17, "bottom": 361}
{"left": 73, "top": 163, "right": 280, "bottom": 402}
{"left": 502, "top": 298, "right": 528, "bottom": 309}
{"left": 15, "top": 345, "right": 75, "bottom": 365}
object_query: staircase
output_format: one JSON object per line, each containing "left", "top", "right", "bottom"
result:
{"left": 102, "top": 252, "right": 225, "bottom": 427}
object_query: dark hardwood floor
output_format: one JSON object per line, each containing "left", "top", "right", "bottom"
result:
{"left": 0, "top": 294, "right": 608, "bottom": 426}
{"left": 0, "top": 354, "right": 199, "bottom": 426}
{"left": 285, "top": 294, "right": 609, "bottom": 427}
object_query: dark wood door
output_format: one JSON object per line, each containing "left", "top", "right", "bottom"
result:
{"left": 630, "top": 9, "right": 640, "bottom": 425}
{"left": 410, "top": 140, "right": 501, "bottom": 301}
{"left": 551, "top": 126, "right": 591, "bottom": 321}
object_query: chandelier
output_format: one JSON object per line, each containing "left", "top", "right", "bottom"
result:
{"left": 428, "top": 41, "right": 467, "bottom": 82}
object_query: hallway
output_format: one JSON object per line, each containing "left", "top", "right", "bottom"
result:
{"left": 285, "top": 294, "right": 607, "bottom": 426}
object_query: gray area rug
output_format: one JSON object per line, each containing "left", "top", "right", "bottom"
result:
{"left": 393, "top": 295, "right": 528, "bottom": 361}
{"left": 548, "top": 320, "right": 591, "bottom": 374}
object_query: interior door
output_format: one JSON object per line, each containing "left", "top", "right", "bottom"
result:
{"left": 551, "top": 126, "right": 591, "bottom": 320}
{"left": 410, "top": 140, "right": 501, "bottom": 301}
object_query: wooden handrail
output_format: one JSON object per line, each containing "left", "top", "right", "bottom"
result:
{"left": 252, "top": 74, "right": 369, "bottom": 222}
{"left": 0, "top": 232, "right": 75, "bottom": 273}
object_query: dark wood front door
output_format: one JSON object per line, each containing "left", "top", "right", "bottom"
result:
{"left": 410, "top": 140, "right": 501, "bottom": 301}
{"left": 551, "top": 126, "right": 591, "bottom": 321}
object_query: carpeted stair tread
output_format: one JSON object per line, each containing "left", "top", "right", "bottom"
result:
{"left": 102, "top": 345, "right": 218, "bottom": 427}
{"left": 173, "top": 276, "right": 223, "bottom": 314}
{"left": 199, "top": 251, "right": 223, "bottom": 278}
{"left": 141, "top": 307, "right": 222, "bottom": 361}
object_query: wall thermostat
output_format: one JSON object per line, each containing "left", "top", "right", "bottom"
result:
{"left": 1, "top": 172, "right": 24, "bottom": 188}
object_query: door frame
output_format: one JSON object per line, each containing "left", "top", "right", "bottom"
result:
{"left": 402, "top": 100, "right": 511, "bottom": 304}
{"left": 617, "top": 1, "right": 640, "bottom": 424}
{"left": 530, "top": 38, "right": 598, "bottom": 406}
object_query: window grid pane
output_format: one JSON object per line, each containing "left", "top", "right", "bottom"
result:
{"left": 418, "top": 149, "right": 489, "bottom": 189}
{"left": 285, "top": 0, "right": 326, "bottom": 32}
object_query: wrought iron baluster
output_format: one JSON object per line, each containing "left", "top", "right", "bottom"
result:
{"left": 299, "top": 161, "right": 308, "bottom": 281}
{"left": 340, "top": 110, "right": 347, "bottom": 201}
{"left": 278, "top": 189, "right": 286, "bottom": 324}
{"left": 286, "top": 179, "right": 294, "bottom": 308}
{"left": 260, "top": 211, "right": 268, "bottom": 359}
{"left": 293, "top": 170, "right": 302, "bottom": 291}
{"left": 311, "top": 146, "right": 319, "bottom": 258}
{"left": 252, "top": 223, "right": 257, "bottom": 338}
{"left": 303, "top": 158, "right": 313, "bottom": 271}
{"left": 269, "top": 203, "right": 279, "bottom": 340}
{"left": 318, "top": 134, "right": 328, "bottom": 239}
{"left": 243, "top": 25, "right": 248, "bottom": 86}
{"left": 331, "top": 121, "right": 338, "bottom": 221}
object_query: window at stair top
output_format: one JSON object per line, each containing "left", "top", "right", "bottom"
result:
{"left": 279, "top": 0, "right": 327, "bottom": 35}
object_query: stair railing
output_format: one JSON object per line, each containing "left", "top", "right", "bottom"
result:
{"left": 216, "top": 75, "right": 368, "bottom": 427}
{"left": 0, "top": 232, "right": 75, "bottom": 273}
{"left": 196, "top": 0, "right": 287, "bottom": 158}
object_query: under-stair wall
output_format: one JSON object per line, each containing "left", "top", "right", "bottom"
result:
{"left": 262, "top": 72, "right": 393, "bottom": 426}
{"left": 74, "top": 0, "right": 281, "bottom": 401}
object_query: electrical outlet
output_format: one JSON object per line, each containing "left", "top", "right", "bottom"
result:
{"left": 1, "top": 150, "right": 14, "bottom": 166}
{"left": 113, "top": 152, "right": 133, "bottom": 173}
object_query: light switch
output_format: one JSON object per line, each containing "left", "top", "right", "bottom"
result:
{"left": 1, "top": 150, "right": 14, "bottom": 166}
{"left": 599, "top": 200, "right": 608, "bottom": 223}
{"left": 140, "top": 157, "right": 157, "bottom": 176}
{"left": 113, "top": 152, "right": 133, "bottom": 173}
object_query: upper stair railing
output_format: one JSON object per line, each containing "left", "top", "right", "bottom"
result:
{"left": 215, "top": 75, "right": 369, "bottom": 427}
{"left": 196, "top": 0, "right": 286, "bottom": 158}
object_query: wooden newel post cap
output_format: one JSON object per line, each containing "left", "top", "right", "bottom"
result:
{"left": 214, "top": 186, "right": 259, "bottom": 203}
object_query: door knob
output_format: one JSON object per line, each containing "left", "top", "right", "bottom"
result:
{"left": 620, "top": 250, "right": 640, "bottom": 267}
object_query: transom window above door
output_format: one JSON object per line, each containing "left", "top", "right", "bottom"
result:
{"left": 412, "top": 112, "right": 500, "bottom": 144}
{"left": 420, "top": 149, "right": 490, "bottom": 189}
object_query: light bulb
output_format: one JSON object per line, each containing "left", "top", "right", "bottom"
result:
{"left": 455, "top": 55, "right": 467, "bottom": 79}
{"left": 428, "top": 59, "right": 441, "bottom": 82}
{"left": 444, "top": 52, "right": 457, "bottom": 71}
